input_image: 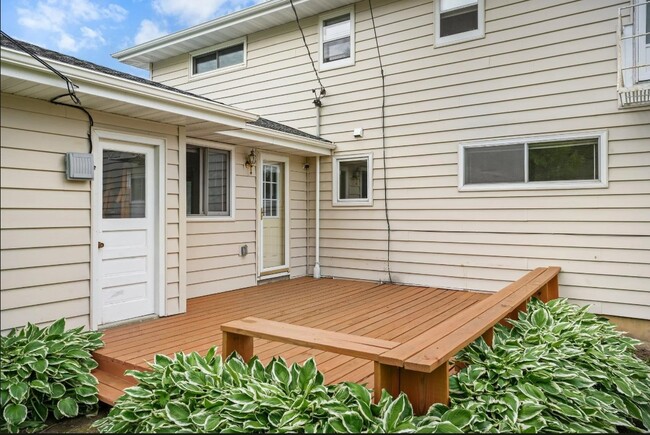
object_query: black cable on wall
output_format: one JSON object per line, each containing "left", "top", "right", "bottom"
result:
{"left": 368, "top": 0, "right": 393, "bottom": 284}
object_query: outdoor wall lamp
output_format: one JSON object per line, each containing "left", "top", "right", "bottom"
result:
{"left": 244, "top": 149, "right": 257, "bottom": 175}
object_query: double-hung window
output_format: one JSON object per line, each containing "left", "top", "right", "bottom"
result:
{"left": 191, "top": 39, "right": 245, "bottom": 76}
{"left": 333, "top": 154, "right": 373, "bottom": 206}
{"left": 459, "top": 132, "right": 608, "bottom": 191}
{"left": 320, "top": 7, "right": 355, "bottom": 70}
{"left": 434, "top": 0, "right": 485, "bottom": 46}
{"left": 186, "top": 145, "right": 233, "bottom": 217}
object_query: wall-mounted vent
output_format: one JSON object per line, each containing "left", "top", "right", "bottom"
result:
{"left": 66, "top": 153, "right": 94, "bottom": 180}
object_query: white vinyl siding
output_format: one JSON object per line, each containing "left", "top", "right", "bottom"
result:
{"left": 151, "top": 0, "right": 650, "bottom": 320}
{"left": 1, "top": 93, "right": 184, "bottom": 333}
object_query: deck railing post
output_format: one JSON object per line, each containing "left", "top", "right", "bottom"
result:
{"left": 222, "top": 331, "right": 254, "bottom": 362}
{"left": 399, "top": 364, "right": 449, "bottom": 415}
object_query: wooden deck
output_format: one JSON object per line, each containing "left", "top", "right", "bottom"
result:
{"left": 92, "top": 277, "right": 489, "bottom": 405}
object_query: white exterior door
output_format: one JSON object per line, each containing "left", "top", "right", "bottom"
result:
{"left": 95, "top": 136, "right": 158, "bottom": 325}
{"left": 259, "top": 156, "right": 290, "bottom": 276}
{"left": 638, "top": 2, "right": 650, "bottom": 81}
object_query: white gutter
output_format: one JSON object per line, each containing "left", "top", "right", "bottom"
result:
{"left": 313, "top": 105, "right": 322, "bottom": 279}
{"left": 1, "top": 46, "right": 257, "bottom": 127}
{"left": 221, "top": 123, "right": 334, "bottom": 156}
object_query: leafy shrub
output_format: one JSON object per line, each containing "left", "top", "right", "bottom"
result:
{"left": 442, "top": 298, "right": 650, "bottom": 433}
{"left": 0, "top": 319, "right": 104, "bottom": 433}
{"left": 93, "top": 347, "right": 464, "bottom": 433}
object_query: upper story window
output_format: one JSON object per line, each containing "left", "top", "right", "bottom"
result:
{"left": 617, "top": 1, "right": 650, "bottom": 107}
{"left": 190, "top": 39, "right": 246, "bottom": 77}
{"left": 320, "top": 7, "right": 355, "bottom": 71}
{"left": 434, "top": 0, "right": 485, "bottom": 47}
{"left": 186, "top": 143, "right": 234, "bottom": 218}
{"left": 459, "top": 132, "right": 608, "bottom": 191}
{"left": 332, "top": 154, "right": 373, "bottom": 206}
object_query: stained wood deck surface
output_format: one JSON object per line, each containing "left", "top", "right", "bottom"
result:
{"left": 92, "top": 277, "right": 489, "bottom": 404}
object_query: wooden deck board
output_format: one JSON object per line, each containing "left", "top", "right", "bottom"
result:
{"left": 93, "top": 277, "right": 489, "bottom": 402}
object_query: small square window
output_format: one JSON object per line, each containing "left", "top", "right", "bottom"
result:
{"left": 435, "top": 0, "right": 484, "bottom": 47}
{"left": 320, "top": 8, "right": 355, "bottom": 71}
{"left": 333, "top": 154, "right": 372, "bottom": 206}
{"left": 186, "top": 145, "right": 232, "bottom": 216}
{"left": 459, "top": 132, "right": 608, "bottom": 191}
{"left": 191, "top": 41, "right": 245, "bottom": 76}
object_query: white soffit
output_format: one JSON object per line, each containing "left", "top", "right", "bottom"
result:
{"left": 114, "top": 0, "right": 358, "bottom": 69}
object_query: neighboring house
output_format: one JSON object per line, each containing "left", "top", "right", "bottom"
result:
{"left": 0, "top": 35, "right": 334, "bottom": 333}
{"left": 1, "top": 0, "right": 648, "bottom": 337}
{"left": 114, "top": 0, "right": 650, "bottom": 323}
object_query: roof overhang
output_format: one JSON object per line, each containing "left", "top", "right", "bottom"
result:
{"left": 113, "top": 0, "right": 357, "bottom": 69}
{"left": 1, "top": 45, "right": 334, "bottom": 157}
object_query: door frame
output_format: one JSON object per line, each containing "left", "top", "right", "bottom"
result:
{"left": 90, "top": 129, "right": 167, "bottom": 329}
{"left": 257, "top": 152, "right": 291, "bottom": 278}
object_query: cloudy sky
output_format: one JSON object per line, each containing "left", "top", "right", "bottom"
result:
{"left": 1, "top": 0, "right": 266, "bottom": 77}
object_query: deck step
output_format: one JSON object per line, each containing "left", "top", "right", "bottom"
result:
{"left": 92, "top": 352, "right": 141, "bottom": 406}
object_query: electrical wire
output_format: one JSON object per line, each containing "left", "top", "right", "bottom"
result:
{"left": 368, "top": 0, "right": 393, "bottom": 284}
{"left": 1, "top": 31, "right": 94, "bottom": 153}
{"left": 288, "top": 0, "right": 326, "bottom": 99}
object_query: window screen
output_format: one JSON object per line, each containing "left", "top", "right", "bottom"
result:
{"left": 323, "top": 14, "right": 351, "bottom": 63}
{"left": 192, "top": 43, "right": 244, "bottom": 74}
{"left": 440, "top": 0, "right": 479, "bottom": 37}
{"left": 464, "top": 144, "right": 525, "bottom": 184}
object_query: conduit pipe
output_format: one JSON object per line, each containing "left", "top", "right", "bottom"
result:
{"left": 313, "top": 105, "right": 321, "bottom": 279}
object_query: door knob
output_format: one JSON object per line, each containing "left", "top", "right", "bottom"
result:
{"left": 98, "top": 241, "right": 105, "bottom": 248}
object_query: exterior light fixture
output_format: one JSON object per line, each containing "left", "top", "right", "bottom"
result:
{"left": 244, "top": 149, "right": 257, "bottom": 174}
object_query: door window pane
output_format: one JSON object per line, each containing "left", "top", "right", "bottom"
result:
{"left": 464, "top": 144, "right": 525, "bottom": 184}
{"left": 103, "top": 150, "right": 146, "bottom": 218}
{"left": 263, "top": 164, "right": 280, "bottom": 217}
{"left": 528, "top": 140, "right": 598, "bottom": 182}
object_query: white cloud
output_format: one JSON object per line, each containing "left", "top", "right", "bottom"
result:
{"left": 152, "top": 0, "right": 228, "bottom": 26}
{"left": 15, "top": 0, "right": 126, "bottom": 53}
{"left": 134, "top": 19, "right": 168, "bottom": 45}
{"left": 152, "top": 0, "right": 265, "bottom": 26}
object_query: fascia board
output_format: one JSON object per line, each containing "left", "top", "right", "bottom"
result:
{"left": 1, "top": 47, "right": 256, "bottom": 128}
{"left": 222, "top": 124, "right": 335, "bottom": 156}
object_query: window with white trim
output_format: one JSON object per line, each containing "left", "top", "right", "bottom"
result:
{"left": 320, "top": 7, "right": 355, "bottom": 70}
{"left": 459, "top": 132, "right": 608, "bottom": 191}
{"left": 333, "top": 154, "right": 372, "bottom": 205}
{"left": 186, "top": 145, "right": 232, "bottom": 216}
{"left": 191, "top": 39, "right": 245, "bottom": 76}
{"left": 434, "top": 0, "right": 485, "bottom": 47}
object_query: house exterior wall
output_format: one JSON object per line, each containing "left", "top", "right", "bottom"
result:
{"left": 0, "top": 93, "right": 185, "bottom": 333}
{"left": 184, "top": 147, "right": 309, "bottom": 299}
{"left": 150, "top": 0, "right": 650, "bottom": 319}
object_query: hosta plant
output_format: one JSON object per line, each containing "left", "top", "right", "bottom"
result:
{"left": 445, "top": 298, "right": 650, "bottom": 433}
{"left": 0, "top": 319, "right": 104, "bottom": 433}
{"left": 93, "top": 347, "right": 464, "bottom": 433}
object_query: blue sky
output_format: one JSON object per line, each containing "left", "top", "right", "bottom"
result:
{"left": 1, "top": 0, "right": 266, "bottom": 77}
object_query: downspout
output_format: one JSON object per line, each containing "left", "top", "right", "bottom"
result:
{"left": 313, "top": 105, "right": 321, "bottom": 279}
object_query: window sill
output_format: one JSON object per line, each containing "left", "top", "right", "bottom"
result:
{"left": 320, "top": 58, "right": 355, "bottom": 72}
{"left": 188, "top": 63, "right": 246, "bottom": 82}
{"left": 186, "top": 215, "right": 236, "bottom": 222}
{"left": 459, "top": 180, "right": 608, "bottom": 192}
{"left": 332, "top": 200, "right": 374, "bottom": 207}
{"left": 434, "top": 30, "right": 485, "bottom": 48}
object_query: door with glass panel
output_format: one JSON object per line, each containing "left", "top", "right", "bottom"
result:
{"left": 259, "top": 158, "right": 288, "bottom": 275}
{"left": 98, "top": 141, "right": 156, "bottom": 324}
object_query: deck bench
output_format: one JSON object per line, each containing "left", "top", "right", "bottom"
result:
{"left": 221, "top": 266, "right": 560, "bottom": 414}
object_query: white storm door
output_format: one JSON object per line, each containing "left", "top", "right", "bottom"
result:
{"left": 259, "top": 157, "right": 289, "bottom": 276}
{"left": 638, "top": 2, "right": 650, "bottom": 81}
{"left": 98, "top": 142, "right": 156, "bottom": 324}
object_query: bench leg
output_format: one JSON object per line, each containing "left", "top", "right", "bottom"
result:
{"left": 374, "top": 362, "right": 400, "bottom": 403}
{"left": 542, "top": 275, "right": 559, "bottom": 301}
{"left": 399, "top": 364, "right": 449, "bottom": 415}
{"left": 222, "top": 331, "right": 253, "bottom": 362}
{"left": 482, "top": 327, "right": 494, "bottom": 347}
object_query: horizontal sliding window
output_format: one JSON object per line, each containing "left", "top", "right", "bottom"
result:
{"left": 191, "top": 41, "right": 245, "bottom": 75}
{"left": 459, "top": 132, "right": 607, "bottom": 190}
